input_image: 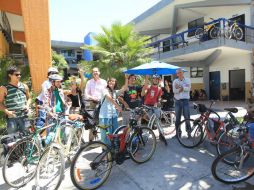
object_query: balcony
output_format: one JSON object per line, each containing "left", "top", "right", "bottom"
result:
{"left": 147, "top": 18, "right": 254, "bottom": 61}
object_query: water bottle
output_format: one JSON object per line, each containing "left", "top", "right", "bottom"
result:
{"left": 45, "top": 132, "right": 54, "bottom": 145}
{"left": 113, "top": 136, "right": 120, "bottom": 154}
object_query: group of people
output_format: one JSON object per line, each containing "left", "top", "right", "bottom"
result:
{"left": 0, "top": 65, "right": 192, "bottom": 145}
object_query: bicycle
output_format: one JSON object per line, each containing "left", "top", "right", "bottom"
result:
{"left": 176, "top": 101, "right": 241, "bottom": 155}
{"left": 144, "top": 105, "right": 175, "bottom": 146}
{"left": 195, "top": 18, "right": 221, "bottom": 39}
{"left": 70, "top": 107, "right": 156, "bottom": 190}
{"left": 224, "top": 19, "right": 243, "bottom": 40}
{"left": 211, "top": 125, "right": 254, "bottom": 184}
{"left": 2, "top": 109, "right": 58, "bottom": 188}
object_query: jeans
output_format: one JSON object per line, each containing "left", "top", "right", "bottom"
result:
{"left": 175, "top": 99, "right": 190, "bottom": 129}
{"left": 36, "top": 109, "right": 47, "bottom": 129}
{"left": 147, "top": 107, "right": 161, "bottom": 119}
{"left": 99, "top": 117, "right": 118, "bottom": 146}
{"left": 7, "top": 116, "right": 29, "bottom": 134}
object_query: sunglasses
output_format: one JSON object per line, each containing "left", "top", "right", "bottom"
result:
{"left": 14, "top": 73, "right": 21, "bottom": 77}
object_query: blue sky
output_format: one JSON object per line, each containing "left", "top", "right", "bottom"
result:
{"left": 50, "top": 0, "right": 161, "bottom": 42}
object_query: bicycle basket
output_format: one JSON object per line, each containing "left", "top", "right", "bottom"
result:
{"left": 195, "top": 104, "right": 207, "bottom": 113}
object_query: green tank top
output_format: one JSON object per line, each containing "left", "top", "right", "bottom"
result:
{"left": 53, "top": 89, "right": 64, "bottom": 113}
{"left": 5, "top": 83, "right": 27, "bottom": 118}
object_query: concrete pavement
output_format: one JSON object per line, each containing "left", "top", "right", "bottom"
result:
{"left": 0, "top": 100, "right": 253, "bottom": 190}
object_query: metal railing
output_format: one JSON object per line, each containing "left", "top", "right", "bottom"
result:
{"left": 147, "top": 17, "right": 254, "bottom": 56}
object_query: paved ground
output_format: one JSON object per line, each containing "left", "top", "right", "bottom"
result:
{"left": 0, "top": 100, "right": 253, "bottom": 190}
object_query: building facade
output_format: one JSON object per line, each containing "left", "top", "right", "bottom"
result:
{"left": 0, "top": 0, "right": 51, "bottom": 93}
{"left": 131, "top": 0, "right": 254, "bottom": 101}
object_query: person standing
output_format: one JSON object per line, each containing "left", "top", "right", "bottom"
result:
{"left": 173, "top": 68, "right": 191, "bottom": 131}
{"left": 161, "top": 79, "right": 174, "bottom": 111}
{"left": 84, "top": 67, "right": 107, "bottom": 141}
{"left": 0, "top": 66, "right": 31, "bottom": 134}
{"left": 118, "top": 74, "right": 142, "bottom": 125}
{"left": 99, "top": 77, "right": 127, "bottom": 145}
{"left": 141, "top": 75, "right": 163, "bottom": 118}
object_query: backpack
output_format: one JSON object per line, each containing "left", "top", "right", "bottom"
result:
{"left": 93, "top": 96, "right": 106, "bottom": 124}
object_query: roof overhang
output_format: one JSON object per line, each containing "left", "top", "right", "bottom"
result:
{"left": 51, "top": 40, "right": 84, "bottom": 49}
{"left": 0, "top": 0, "right": 22, "bottom": 16}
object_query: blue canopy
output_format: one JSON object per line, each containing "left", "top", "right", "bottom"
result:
{"left": 124, "top": 61, "right": 182, "bottom": 75}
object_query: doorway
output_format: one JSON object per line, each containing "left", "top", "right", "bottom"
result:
{"left": 209, "top": 71, "right": 221, "bottom": 100}
{"left": 229, "top": 69, "right": 245, "bottom": 100}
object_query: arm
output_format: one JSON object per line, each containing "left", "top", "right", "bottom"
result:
{"left": 106, "top": 93, "right": 122, "bottom": 112}
{"left": 0, "top": 86, "right": 15, "bottom": 117}
{"left": 172, "top": 80, "right": 182, "bottom": 94}
{"left": 24, "top": 83, "right": 31, "bottom": 110}
{"left": 141, "top": 75, "right": 150, "bottom": 97}
{"left": 183, "top": 78, "right": 191, "bottom": 92}
{"left": 79, "top": 69, "right": 86, "bottom": 93}
{"left": 119, "top": 74, "right": 129, "bottom": 94}
{"left": 118, "top": 96, "right": 129, "bottom": 109}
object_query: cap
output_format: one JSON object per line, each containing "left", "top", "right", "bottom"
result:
{"left": 48, "top": 74, "right": 63, "bottom": 81}
{"left": 152, "top": 74, "right": 161, "bottom": 79}
{"left": 48, "top": 67, "right": 59, "bottom": 73}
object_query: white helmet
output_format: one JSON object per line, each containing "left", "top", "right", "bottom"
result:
{"left": 48, "top": 74, "right": 62, "bottom": 81}
{"left": 48, "top": 67, "right": 59, "bottom": 74}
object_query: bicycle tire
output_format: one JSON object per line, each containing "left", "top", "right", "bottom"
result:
{"left": 195, "top": 28, "right": 204, "bottom": 39}
{"left": 35, "top": 146, "right": 65, "bottom": 190}
{"left": 129, "top": 127, "right": 156, "bottom": 163}
{"left": 233, "top": 26, "right": 243, "bottom": 40}
{"left": 211, "top": 147, "right": 254, "bottom": 184}
{"left": 176, "top": 119, "right": 204, "bottom": 148}
{"left": 161, "top": 111, "right": 176, "bottom": 135}
{"left": 60, "top": 125, "right": 81, "bottom": 159}
{"left": 209, "top": 27, "right": 220, "bottom": 39}
{"left": 224, "top": 28, "right": 232, "bottom": 39}
{"left": 70, "top": 141, "right": 113, "bottom": 190}
{"left": 3, "top": 137, "right": 40, "bottom": 188}
{"left": 113, "top": 125, "right": 128, "bottom": 135}
{"left": 216, "top": 131, "right": 237, "bottom": 164}
{"left": 157, "top": 121, "right": 168, "bottom": 146}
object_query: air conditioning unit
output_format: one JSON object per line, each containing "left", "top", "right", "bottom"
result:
{"left": 9, "top": 43, "right": 24, "bottom": 55}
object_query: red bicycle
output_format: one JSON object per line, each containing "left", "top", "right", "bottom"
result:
{"left": 70, "top": 107, "right": 156, "bottom": 190}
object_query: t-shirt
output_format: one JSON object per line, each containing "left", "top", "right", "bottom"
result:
{"left": 144, "top": 85, "right": 162, "bottom": 106}
{"left": 99, "top": 89, "right": 121, "bottom": 118}
{"left": 53, "top": 89, "right": 64, "bottom": 113}
{"left": 122, "top": 85, "right": 142, "bottom": 109}
{"left": 67, "top": 89, "right": 82, "bottom": 107}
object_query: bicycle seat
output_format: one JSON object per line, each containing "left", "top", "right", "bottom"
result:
{"left": 224, "top": 108, "right": 238, "bottom": 113}
{"left": 68, "top": 114, "right": 84, "bottom": 121}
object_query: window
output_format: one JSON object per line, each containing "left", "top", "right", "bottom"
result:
{"left": 190, "top": 67, "right": 203, "bottom": 78}
{"left": 188, "top": 17, "right": 204, "bottom": 37}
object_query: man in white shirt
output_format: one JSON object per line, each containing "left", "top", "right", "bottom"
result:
{"left": 84, "top": 67, "right": 107, "bottom": 141}
{"left": 173, "top": 68, "right": 191, "bottom": 132}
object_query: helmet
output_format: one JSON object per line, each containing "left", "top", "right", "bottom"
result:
{"left": 48, "top": 67, "right": 59, "bottom": 74}
{"left": 152, "top": 74, "right": 161, "bottom": 79}
{"left": 48, "top": 74, "right": 62, "bottom": 81}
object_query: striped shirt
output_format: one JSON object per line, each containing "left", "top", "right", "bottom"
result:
{"left": 5, "top": 83, "right": 27, "bottom": 118}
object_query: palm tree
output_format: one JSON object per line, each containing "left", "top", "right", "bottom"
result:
{"left": 80, "top": 22, "right": 152, "bottom": 85}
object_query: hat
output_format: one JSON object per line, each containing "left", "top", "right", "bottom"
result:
{"left": 48, "top": 74, "right": 62, "bottom": 81}
{"left": 48, "top": 67, "right": 59, "bottom": 73}
{"left": 152, "top": 74, "right": 161, "bottom": 79}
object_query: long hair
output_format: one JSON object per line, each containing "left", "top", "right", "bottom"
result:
{"left": 107, "top": 77, "right": 118, "bottom": 93}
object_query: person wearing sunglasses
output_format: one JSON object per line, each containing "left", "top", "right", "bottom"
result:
{"left": 0, "top": 66, "right": 31, "bottom": 134}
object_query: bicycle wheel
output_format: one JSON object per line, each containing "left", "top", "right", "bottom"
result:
{"left": 195, "top": 28, "right": 204, "bottom": 39}
{"left": 234, "top": 27, "right": 243, "bottom": 40}
{"left": 3, "top": 138, "right": 40, "bottom": 188}
{"left": 113, "top": 125, "right": 128, "bottom": 135}
{"left": 224, "top": 28, "right": 232, "bottom": 39}
{"left": 212, "top": 147, "right": 254, "bottom": 184}
{"left": 60, "top": 125, "right": 81, "bottom": 159}
{"left": 70, "top": 141, "right": 113, "bottom": 190}
{"left": 35, "top": 146, "right": 65, "bottom": 190}
{"left": 128, "top": 127, "right": 156, "bottom": 163}
{"left": 161, "top": 111, "right": 176, "bottom": 136}
{"left": 216, "top": 130, "right": 237, "bottom": 164}
{"left": 209, "top": 27, "right": 220, "bottom": 39}
{"left": 176, "top": 119, "right": 204, "bottom": 148}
